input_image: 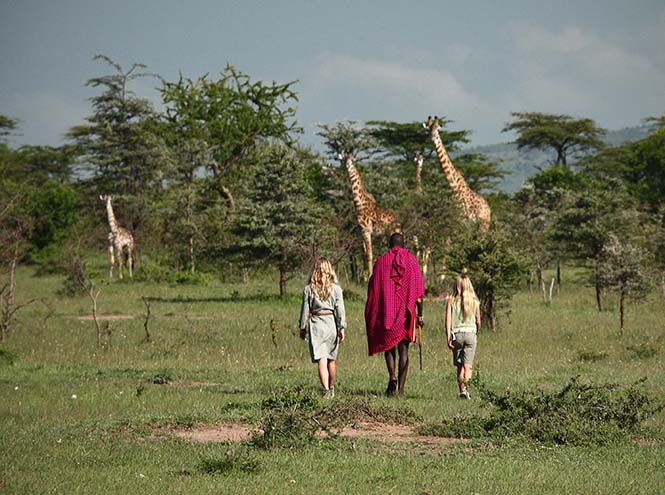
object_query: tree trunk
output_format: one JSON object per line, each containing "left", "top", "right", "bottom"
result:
{"left": 279, "top": 267, "right": 287, "bottom": 298}
{"left": 242, "top": 268, "right": 249, "bottom": 285}
{"left": 538, "top": 265, "right": 546, "bottom": 304}
{"left": 556, "top": 260, "right": 561, "bottom": 295}
{"left": 619, "top": 290, "right": 625, "bottom": 335}
{"left": 595, "top": 279, "right": 603, "bottom": 312}
{"left": 527, "top": 271, "right": 533, "bottom": 296}
{"left": 8, "top": 241, "right": 19, "bottom": 306}
{"left": 189, "top": 235, "right": 195, "bottom": 274}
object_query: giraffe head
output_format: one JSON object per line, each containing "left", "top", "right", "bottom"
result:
{"left": 413, "top": 153, "right": 423, "bottom": 169}
{"left": 99, "top": 194, "right": 113, "bottom": 203}
{"left": 423, "top": 115, "right": 441, "bottom": 134}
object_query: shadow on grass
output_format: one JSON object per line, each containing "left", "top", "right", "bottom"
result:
{"left": 145, "top": 293, "right": 299, "bottom": 304}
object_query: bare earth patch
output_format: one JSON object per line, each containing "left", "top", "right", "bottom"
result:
{"left": 173, "top": 423, "right": 255, "bottom": 443}
{"left": 172, "top": 421, "right": 466, "bottom": 448}
{"left": 166, "top": 380, "right": 223, "bottom": 388}
{"left": 76, "top": 314, "right": 134, "bottom": 321}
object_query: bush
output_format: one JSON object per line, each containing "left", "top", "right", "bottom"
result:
{"left": 251, "top": 387, "right": 420, "bottom": 449}
{"left": 134, "top": 258, "right": 213, "bottom": 286}
{"left": 578, "top": 350, "right": 610, "bottom": 362}
{"left": 0, "top": 347, "right": 18, "bottom": 366}
{"left": 419, "top": 376, "right": 661, "bottom": 446}
{"left": 198, "top": 447, "right": 261, "bottom": 475}
{"left": 251, "top": 387, "right": 320, "bottom": 449}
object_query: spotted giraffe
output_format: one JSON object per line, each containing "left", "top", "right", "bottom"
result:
{"left": 339, "top": 153, "right": 399, "bottom": 276}
{"left": 424, "top": 116, "right": 491, "bottom": 231}
{"left": 100, "top": 195, "right": 135, "bottom": 279}
{"left": 413, "top": 153, "right": 424, "bottom": 194}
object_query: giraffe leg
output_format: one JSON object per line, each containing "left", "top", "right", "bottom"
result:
{"left": 117, "top": 245, "right": 124, "bottom": 280}
{"left": 108, "top": 239, "right": 115, "bottom": 280}
{"left": 127, "top": 248, "right": 133, "bottom": 278}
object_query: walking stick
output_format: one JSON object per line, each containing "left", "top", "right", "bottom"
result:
{"left": 415, "top": 320, "right": 423, "bottom": 371}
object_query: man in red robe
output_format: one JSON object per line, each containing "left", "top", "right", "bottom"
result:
{"left": 365, "top": 232, "right": 424, "bottom": 397}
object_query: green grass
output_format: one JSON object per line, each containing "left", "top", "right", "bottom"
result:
{"left": 1, "top": 262, "right": 664, "bottom": 494}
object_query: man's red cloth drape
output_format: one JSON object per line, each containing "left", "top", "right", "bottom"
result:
{"left": 365, "top": 246, "right": 424, "bottom": 355}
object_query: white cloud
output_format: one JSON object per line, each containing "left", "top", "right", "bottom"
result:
{"left": 505, "top": 22, "right": 665, "bottom": 126}
{"left": 310, "top": 53, "right": 483, "bottom": 116}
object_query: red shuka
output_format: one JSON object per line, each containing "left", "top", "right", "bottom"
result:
{"left": 365, "top": 246, "right": 425, "bottom": 355}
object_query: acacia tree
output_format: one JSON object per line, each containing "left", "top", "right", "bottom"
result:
{"left": 552, "top": 179, "right": 641, "bottom": 311}
{"left": 502, "top": 112, "right": 606, "bottom": 167}
{"left": 445, "top": 222, "right": 525, "bottom": 331}
{"left": 160, "top": 66, "right": 300, "bottom": 212}
{"left": 596, "top": 234, "right": 651, "bottom": 334}
{"left": 232, "top": 145, "right": 333, "bottom": 297}
{"left": 67, "top": 54, "right": 170, "bottom": 233}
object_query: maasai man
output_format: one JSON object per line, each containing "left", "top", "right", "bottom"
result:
{"left": 365, "top": 232, "right": 424, "bottom": 397}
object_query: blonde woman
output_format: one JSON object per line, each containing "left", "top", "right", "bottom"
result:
{"left": 299, "top": 258, "right": 346, "bottom": 398}
{"left": 445, "top": 273, "right": 481, "bottom": 399}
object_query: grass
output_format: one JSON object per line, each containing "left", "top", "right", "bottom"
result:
{"left": 1, "top": 261, "right": 664, "bottom": 494}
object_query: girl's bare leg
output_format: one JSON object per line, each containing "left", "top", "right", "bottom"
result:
{"left": 327, "top": 360, "right": 336, "bottom": 390}
{"left": 318, "top": 358, "right": 330, "bottom": 390}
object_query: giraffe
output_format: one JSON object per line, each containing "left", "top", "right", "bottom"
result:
{"left": 413, "top": 153, "right": 424, "bottom": 194}
{"left": 100, "top": 195, "right": 135, "bottom": 279}
{"left": 411, "top": 153, "right": 432, "bottom": 276}
{"left": 424, "top": 116, "right": 491, "bottom": 231}
{"left": 339, "top": 153, "right": 399, "bottom": 276}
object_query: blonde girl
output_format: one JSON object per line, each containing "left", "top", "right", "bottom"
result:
{"left": 445, "top": 273, "right": 481, "bottom": 399}
{"left": 299, "top": 258, "right": 346, "bottom": 398}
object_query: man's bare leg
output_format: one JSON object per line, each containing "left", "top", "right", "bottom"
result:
{"left": 397, "top": 339, "right": 410, "bottom": 397}
{"left": 384, "top": 347, "right": 398, "bottom": 396}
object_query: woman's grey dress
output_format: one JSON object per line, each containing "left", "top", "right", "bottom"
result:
{"left": 299, "top": 284, "right": 346, "bottom": 362}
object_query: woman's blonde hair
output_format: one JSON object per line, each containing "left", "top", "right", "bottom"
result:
{"left": 452, "top": 272, "right": 479, "bottom": 320}
{"left": 308, "top": 258, "right": 338, "bottom": 301}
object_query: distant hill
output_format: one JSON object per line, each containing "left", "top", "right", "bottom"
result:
{"left": 458, "top": 125, "right": 653, "bottom": 194}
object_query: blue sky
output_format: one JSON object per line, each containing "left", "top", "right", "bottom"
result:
{"left": 1, "top": 0, "right": 664, "bottom": 150}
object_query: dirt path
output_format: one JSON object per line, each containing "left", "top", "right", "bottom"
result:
{"left": 75, "top": 314, "right": 134, "bottom": 321}
{"left": 172, "top": 421, "right": 467, "bottom": 448}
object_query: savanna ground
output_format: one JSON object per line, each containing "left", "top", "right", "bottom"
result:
{"left": 1, "top": 260, "right": 664, "bottom": 494}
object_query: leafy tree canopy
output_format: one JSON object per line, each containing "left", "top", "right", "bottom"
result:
{"left": 503, "top": 112, "right": 606, "bottom": 167}
{"left": 160, "top": 65, "right": 300, "bottom": 184}
{"left": 366, "top": 118, "right": 469, "bottom": 162}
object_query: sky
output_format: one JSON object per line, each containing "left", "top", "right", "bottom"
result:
{"left": 1, "top": 0, "right": 664, "bottom": 150}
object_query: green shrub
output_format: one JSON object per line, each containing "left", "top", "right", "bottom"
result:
{"left": 578, "top": 350, "right": 610, "bottom": 362}
{"left": 198, "top": 447, "right": 261, "bottom": 475}
{"left": 627, "top": 344, "right": 659, "bottom": 360}
{"left": 134, "top": 258, "right": 213, "bottom": 286}
{"left": 251, "top": 387, "right": 320, "bottom": 449}
{"left": 251, "top": 388, "right": 420, "bottom": 449}
{"left": 419, "top": 376, "right": 661, "bottom": 446}
{"left": 0, "top": 347, "right": 18, "bottom": 366}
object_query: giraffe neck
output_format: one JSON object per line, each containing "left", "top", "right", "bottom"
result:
{"left": 430, "top": 130, "right": 472, "bottom": 202}
{"left": 343, "top": 155, "right": 371, "bottom": 213}
{"left": 414, "top": 156, "right": 423, "bottom": 193}
{"left": 105, "top": 199, "right": 120, "bottom": 234}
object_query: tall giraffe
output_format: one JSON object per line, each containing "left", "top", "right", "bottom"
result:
{"left": 411, "top": 153, "right": 431, "bottom": 277}
{"left": 100, "top": 195, "right": 135, "bottom": 279}
{"left": 424, "top": 116, "right": 491, "bottom": 231}
{"left": 339, "top": 153, "right": 398, "bottom": 276}
{"left": 413, "top": 153, "right": 424, "bottom": 194}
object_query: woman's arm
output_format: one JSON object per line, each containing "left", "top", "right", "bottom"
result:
{"left": 299, "top": 287, "right": 310, "bottom": 340}
{"left": 445, "top": 298, "right": 454, "bottom": 350}
{"left": 475, "top": 304, "right": 481, "bottom": 334}
{"left": 335, "top": 286, "right": 346, "bottom": 342}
